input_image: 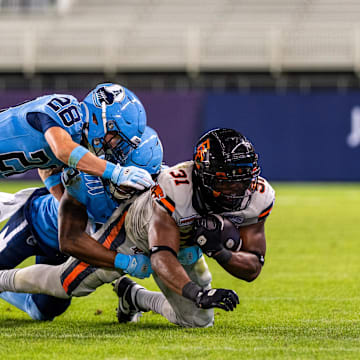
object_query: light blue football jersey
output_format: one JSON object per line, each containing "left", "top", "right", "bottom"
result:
{"left": 30, "top": 171, "right": 118, "bottom": 251}
{"left": 0, "top": 94, "right": 84, "bottom": 178}
{"left": 63, "top": 170, "right": 119, "bottom": 225}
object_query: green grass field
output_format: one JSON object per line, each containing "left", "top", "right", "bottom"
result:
{"left": 0, "top": 181, "right": 360, "bottom": 359}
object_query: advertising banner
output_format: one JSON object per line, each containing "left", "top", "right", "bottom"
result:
{"left": 204, "top": 92, "right": 360, "bottom": 181}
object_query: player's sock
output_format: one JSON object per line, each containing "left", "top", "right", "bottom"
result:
{"left": 135, "top": 289, "right": 176, "bottom": 319}
{"left": 0, "top": 292, "right": 46, "bottom": 320}
{"left": 135, "top": 289, "right": 164, "bottom": 312}
{"left": 0, "top": 269, "right": 19, "bottom": 292}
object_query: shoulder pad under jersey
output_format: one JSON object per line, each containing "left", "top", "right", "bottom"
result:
{"left": 222, "top": 176, "right": 275, "bottom": 227}
{"left": 21, "top": 94, "right": 84, "bottom": 135}
{"left": 151, "top": 161, "right": 198, "bottom": 225}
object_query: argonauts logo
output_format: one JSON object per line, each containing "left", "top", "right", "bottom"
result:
{"left": 93, "top": 84, "right": 126, "bottom": 107}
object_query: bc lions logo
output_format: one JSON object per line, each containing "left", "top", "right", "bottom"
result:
{"left": 93, "top": 84, "right": 125, "bottom": 107}
{"left": 194, "top": 138, "right": 210, "bottom": 168}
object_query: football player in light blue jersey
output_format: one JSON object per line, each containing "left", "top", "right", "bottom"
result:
{"left": 0, "top": 83, "right": 154, "bottom": 194}
{"left": 0, "top": 126, "right": 163, "bottom": 320}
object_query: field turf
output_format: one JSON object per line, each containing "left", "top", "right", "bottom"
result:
{"left": 0, "top": 181, "right": 359, "bottom": 359}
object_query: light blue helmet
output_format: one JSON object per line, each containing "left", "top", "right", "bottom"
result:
{"left": 81, "top": 83, "right": 146, "bottom": 164}
{"left": 107, "top": 126, "right": 164, "bottom": 201}
{"left": 125, "top": 126, "right": 163, "bottom": 178}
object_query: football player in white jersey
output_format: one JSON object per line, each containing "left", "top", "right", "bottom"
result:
{"left": 0, "top": 128, "right": 275, "bottom": 328}
{"left": 113, "top": 128, "right": 275, "bottom": 326}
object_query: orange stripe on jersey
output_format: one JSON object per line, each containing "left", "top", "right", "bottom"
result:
{"left": 151, "top": 184, "right": 164, "bottom": 200}
{"left": 258, "top": 204, "right": 273, "bottom": 219}
{"left": 103, "top": 211, "right": 127, "bottom": 249}
{"left": 160, "top": 198, "right": 175, "bottom": 214}
{"left": 62, "top": 262, "right": 89, "bottom": 293}
{"left": 62, "top": 211, "right": 128, "bottom": 293}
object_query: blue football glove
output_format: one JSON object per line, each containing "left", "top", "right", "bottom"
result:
{"left": 177, "top": 246, "right": 203, "bottom": 266}
{"left": 114, "top": 253, "right": 153, "bottom": 279}
{"left": 111, "top": 164, "right": 155, "bottom": 191}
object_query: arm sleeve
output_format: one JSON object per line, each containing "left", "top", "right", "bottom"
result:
{"left": 26, "top": 112, "right": 62, "bottom": 133}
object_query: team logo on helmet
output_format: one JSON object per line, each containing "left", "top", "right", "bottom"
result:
{"left": 93, "top": 84, "right": 125, "bottom": 107}
{"left": 194, "top": 138, "right": 210, "bottom": 167}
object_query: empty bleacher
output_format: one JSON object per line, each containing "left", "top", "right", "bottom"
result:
{"left": 0, "top": 0, "right": 359, "bottom": 88}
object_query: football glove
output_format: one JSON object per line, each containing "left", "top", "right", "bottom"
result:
{"left": 111, "top": 164, "right": 155, "bottom": 191}
{"left": 194, "top": 214, "right": 241, "bottom": 258}
{"left": 194, "top": 214, "right": 225, "bottom": 257}
{"left": 196, "top": 288, "right": 239, "bottom": 311}
{"left": 114, "top": 253, "right": 153, "bottom": 279}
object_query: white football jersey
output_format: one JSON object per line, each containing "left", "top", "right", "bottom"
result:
{"left": 124, "top": 161, "right": 275, "bottom": 250}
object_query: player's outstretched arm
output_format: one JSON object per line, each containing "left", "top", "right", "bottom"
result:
{"left": 45, "top": 127, "right": 107, "bottom": 177}
{"left": 45, "top": 127, "right": 154, "bottom": 190}
{"left": 58, "top": 190, "right": 117, "bottom": 268}
{"left": 58, "top": 190, "right": 152, "bottom": 278}
{"left": 148, "top": 205, "right": 239, "bottom": 311}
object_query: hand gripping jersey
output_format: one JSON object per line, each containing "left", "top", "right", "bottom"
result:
{"left": 0, "top": 94, "right": 84, "bottom": 177}
{"left": 124, "top": 161, "right": 275, "bottom": 251}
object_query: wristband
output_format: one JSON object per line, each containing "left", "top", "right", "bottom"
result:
{"left": 182, "top": 281, "right": 203, "bottom": 301}
{"left": 68, "top": 146, "right": 89, "bottom": 168}
{"left": 114, "top": 253, "right": 130, "bottom": 270}
{"left": 43, "top": 173, "right": 61, "bottom": 190}
{"left": 249, "top": 251, "right": 265, "bottom": 266}
{"left": 149, "top": 245, "right": 178, "bottom": 258}
{"left": 213, "top": 248, "right": 232, "bottom": 265}
{"left": 102, "top": 161, "right": 117, "bottom": 180}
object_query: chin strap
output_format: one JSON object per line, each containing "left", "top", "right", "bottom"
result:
{"left": 191, "top": 174, "right": 209, "bottom": 216}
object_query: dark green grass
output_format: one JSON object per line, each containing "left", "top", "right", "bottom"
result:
{"left": 0, "top": 181, "right": 360, "bottom": 359}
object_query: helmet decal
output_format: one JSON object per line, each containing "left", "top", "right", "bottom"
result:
{"left": 81, "top": 83, "right": 147, "bottom": 164}
{"left": 92, "top": 84, "right": 125, "bottom": 107}
{"left": 194, "top": 138, "right": 210, "bottom": 168}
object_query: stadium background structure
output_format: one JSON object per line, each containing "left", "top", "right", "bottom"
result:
{"left": 1, "top": 2, "right": 360, "bottom": 359}
{"left": 1, "top": 0, "right": 360, "bottom": 182}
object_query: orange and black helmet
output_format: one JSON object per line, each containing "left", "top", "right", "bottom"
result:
{"left": 193, "top": 128, "right": 260, "bottom": 213}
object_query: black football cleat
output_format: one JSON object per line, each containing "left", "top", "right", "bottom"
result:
{"left": 113, "top": 276, "right": 143, "bottom": 323}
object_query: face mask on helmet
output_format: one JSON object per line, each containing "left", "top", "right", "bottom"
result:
{"left": 105, "top": 126, "right": 164, "bottom": 201}
{"left": 193, "top": 128, "right": 261, "bottom": 213}
{"left": 81, "top": 83, "right": 146, "bottom": 164}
